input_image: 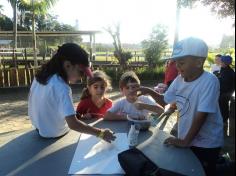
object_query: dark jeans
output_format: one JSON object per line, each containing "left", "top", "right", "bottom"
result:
{"left": 219, "top": 94, "right": 231, "bottom": 123}
{"left": 191, "top": 146, "right": 221, "bottom": 176}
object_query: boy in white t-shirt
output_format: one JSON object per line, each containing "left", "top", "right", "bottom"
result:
{"left": 135, "top": 37, "right": 224, "bottom": 176}
{"left": 210, "top": 54, "right": 222, "bottom": 74}
{"left": 104, "top": 71, "right": 164, "bottom": 121}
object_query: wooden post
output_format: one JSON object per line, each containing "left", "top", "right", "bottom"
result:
{"left": 106, "top": 51, "right": 108, "bottom": 62}
{"left": 4, "top": 68, "right": 10, "bottom": 87}
{"left": 0, "top": 69, "right": 3, "bottom": 87}
{"left": 89, "top": 34, "right": 93, "bottom": 61}
{"left": 9, "top": 68, "right": 19, "bottom": 87}
{"left": 92, "top": 34, "right": 96, "bottom": 61}
{"left": 26, "top": 67, "right": 31, "bottom": 85}
{"left": 18, "top": 68, "right": 26, "bottom": 86}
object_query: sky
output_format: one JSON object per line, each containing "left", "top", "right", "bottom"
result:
{"left": 1, "top": 0, "right": 235, "bottom": 46}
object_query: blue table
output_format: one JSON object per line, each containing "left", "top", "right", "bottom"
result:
{"left": 0, "top": 119, "right": 205, "bottom": 176}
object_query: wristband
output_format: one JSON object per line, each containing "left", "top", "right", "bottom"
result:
{"left": 98, "top": 130, "right": 105, "bottom": 139}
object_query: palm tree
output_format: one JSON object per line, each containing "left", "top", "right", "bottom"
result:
{"left": 0, "top": 5, "right": 3, "bottom": 14}
{"left": 19, "top": 0, "right": 57, "bottom": 67}
{"left": 174, "top": 0, "right": 196, "bottom": 46}
{"left": 8, "top": 0, "right": 57, "bottom": 67}
{"left": 7, "top": 0, "right": 21, "bottom": 61}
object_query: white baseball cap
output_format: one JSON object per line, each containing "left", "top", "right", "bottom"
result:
{"left": 171, "top": 37, "right": 208, "bottom": 60}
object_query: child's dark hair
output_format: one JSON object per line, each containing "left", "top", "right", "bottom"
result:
{"left": 119, "top": 71, "right": 140, "bottom": 89}
{"left": 80, "top": 70, "right": 112, "bottom": 100}
{"left": 35, "top": 43, "right": 89, "bottom": 85}
{"left": 216, "top": 54, "right": 222, "bottom": 57}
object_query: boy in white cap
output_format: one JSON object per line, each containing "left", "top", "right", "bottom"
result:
{"left": 135, "top": 37, "right": 224, "bottom": 176}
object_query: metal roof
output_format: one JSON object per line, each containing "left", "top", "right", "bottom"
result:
{"left": 0, "top": 31, "right": 101, "bottom": 37}
{"left": 0, "top": 40, "right": 12, "bottom": 45}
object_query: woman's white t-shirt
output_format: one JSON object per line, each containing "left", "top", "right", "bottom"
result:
{"left": 28, "top": 74, "right": 75, "bottom": 137}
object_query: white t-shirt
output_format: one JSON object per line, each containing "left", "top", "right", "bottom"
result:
{"left": 108, "top": 95, "right": 157, "bottom": 119}
{"left": 28, "top": 74, "right": 75, "bottom": 137}
{"left": 164, "top": 71, "right": 224, "bottom": 148}
{"left": 211, "top": 64, "right": 220, "bottom": 73}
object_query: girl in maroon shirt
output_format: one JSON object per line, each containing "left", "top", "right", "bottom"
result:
{"left": 76, "top": 70, "right": 112, "bottom": 119}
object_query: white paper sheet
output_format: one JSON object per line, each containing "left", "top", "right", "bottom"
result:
{"left": 68, "top": 133, "right": 128, "bottom": 175}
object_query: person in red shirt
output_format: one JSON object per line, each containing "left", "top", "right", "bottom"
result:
{"left": 76, "top": 70, "right": 112, "bottom": 119}
{"left": 154, "top": 59, "right": 178, "bottom": 93}
{"left": 164, "top": 59, "right": 179, "bottom": 87}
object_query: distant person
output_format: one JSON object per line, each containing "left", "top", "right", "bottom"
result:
{"left": 28, "top": 43, "right": 115, "bottom": 143}
{"left": 104, "top": 71, "right": 164, "bottom": 121}
{"left": 217, "top": 55, "right": 235, "bottom": 133}
{"left": 164, "top": 59, "right": 179, "bottom": 87}
{"left": 154, "top": 58, "right": 178, "bottom": 93}
{"left": 76, "top": 70, "right": 112, "bottom": 119}
{"left": 154, "top": 58, "right": 179, "bottom": 135}
{"left": 211, "top": 54, "right": 222, "bottom": 75}
{"left": 135, "top": 37, "right": 224, "bottom": 176}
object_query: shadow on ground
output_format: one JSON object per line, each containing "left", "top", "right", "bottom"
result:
{"left": 0, "top": 130, "right": 79, "bottom": 176}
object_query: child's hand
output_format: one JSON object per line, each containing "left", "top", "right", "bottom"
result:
{"left": 128, "top": 115, "right": 146, "bottom": 120}
{"left": 164, "top": 137, "right": 188, "bottom": 147}
{"left": 134, "top": 101, "right": 144, "bottom": 110}
{"left": 154, "top": 83, "right": 167, "bottom": 94}
{"left": 163, "top": 107, "right": 175, "bottom": 116}
{"left": 135, "top": 86, "right": 152, "bottom": 96}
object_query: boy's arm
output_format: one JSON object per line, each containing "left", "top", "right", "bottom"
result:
{"left": 164, "top": 112, "right": 207, "bottom": 147}
{"left": 183, "top": 112, "right": 208, "bottom": 144}
{"left": 134, "top": 102, "right": 164, "bottom": 115}
{"left": 138, "top": 86, "right": 166, "bottom": 107}
{"left": 103, "top": 111, "right": 127, "bottom": 121}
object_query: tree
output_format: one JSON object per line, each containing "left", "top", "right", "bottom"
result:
{"left": 0, "top": 14, "right": 26, "bottom": 30}
{"left": 7, "top": 0, "right": 20, "bottom": 52}
{"left": 0, "top": 5, "right": 3, "bottom": 14}
{"left": 220, "top": 34, "right": 235, "bottom": 49}
{"left": 17, "top": 0, "right": 57, "bottom": 67}
{"left": 201, "top": 0, "right": 235, "bottom": 18}
{"left": 104, "top": 24, "right": 132, "bottom": 70}
{"left": 174, "top": 0, "right": 197, "bottom": 45}
{"left": 174, "top": 0, "right": 235, "bottom": 46}
{"left": 142, "top": 24, "right": 169, "bottom": 68}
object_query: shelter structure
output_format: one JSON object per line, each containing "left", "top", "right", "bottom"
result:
{"left": 0, "top": 31, "right": 100, "bottom": 88}
{"left": 0, "top": 31, "right": 100, "bottom": 61}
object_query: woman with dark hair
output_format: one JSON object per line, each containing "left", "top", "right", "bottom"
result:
{"left": 28, "top": 43, "right": 115, "bottom": 142}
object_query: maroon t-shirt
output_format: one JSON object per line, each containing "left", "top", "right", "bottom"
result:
{"left": 164, "top": 61, "right": 178, "bottom": 85}
{"left": 76, "top": 97, "right": 112, "bottom": 118}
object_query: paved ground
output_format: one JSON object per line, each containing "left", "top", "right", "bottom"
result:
{"left": 0, "top": 86, "right": 235, "bottom": 162}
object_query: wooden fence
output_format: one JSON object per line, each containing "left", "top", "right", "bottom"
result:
{"left": 0, "top": 67, "right": 35, "bottom": 88}
{"left": 0, "top": 49, "right": 149, "bottom": 88}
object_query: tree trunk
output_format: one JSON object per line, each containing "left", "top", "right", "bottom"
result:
{"left": 32, "top": 10, "right": 38, "bottom": 67}
{"left": 174, "top": 0, "right": 181, "bottom": 46}
{"left": 13, "top": 1, "right": 17, "bottom": 64}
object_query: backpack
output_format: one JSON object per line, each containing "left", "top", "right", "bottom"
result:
{"left": 118, "top": 147, "right": 186, "bottom": 176}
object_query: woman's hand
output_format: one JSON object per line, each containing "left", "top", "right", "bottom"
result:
{"left": 164, "top": 137, "right": 188, "bottom": 148}
{"left": 99, "top": 129, "right": 116, "bottom": 143}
